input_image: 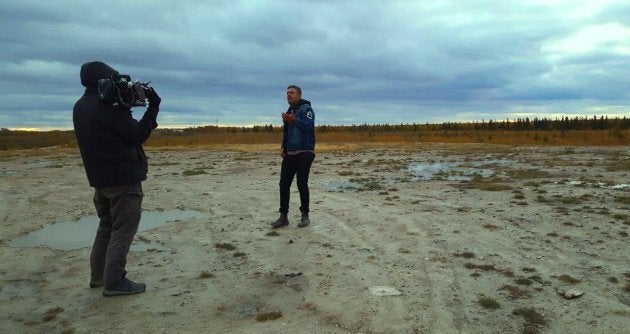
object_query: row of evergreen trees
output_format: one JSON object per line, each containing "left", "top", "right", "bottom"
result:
{"left": 316, "top": 116, "right": 629, "bottom": 132}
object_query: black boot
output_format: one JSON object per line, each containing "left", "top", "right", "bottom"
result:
{"left": 298, "top": 212, "right": 310, "bottom": 228}
{"left": 271, "top": 212, "right": 289, "bottom": 228}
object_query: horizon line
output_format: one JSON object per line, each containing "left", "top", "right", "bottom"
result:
{"left": 5, "top": 114, "right": 630, "bottom": 132}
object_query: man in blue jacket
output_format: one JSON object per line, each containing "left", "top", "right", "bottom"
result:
{"left": 73, "top": 61, "right": 160, "bottom": 296}
{"left": 272, "top": 85, "right": 316, "bottom": 228}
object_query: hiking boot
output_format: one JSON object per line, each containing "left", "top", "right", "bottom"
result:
{"left": 103, "top": 277, "right": 146, "bottom": 297}
{"left": 89, "top": 279, "right": 104, "bottom": 288}
{"left": 271, "top": 213, "right": 289, "bottom": 228}
{"left": 298, "top": 213, "right": 310, "bottom": 228}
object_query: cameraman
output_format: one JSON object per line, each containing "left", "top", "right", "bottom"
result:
{"left": 73, "top": 61, "right": 160, "bottom": 297}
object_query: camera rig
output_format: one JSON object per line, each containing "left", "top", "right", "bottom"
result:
{"left": 98, "top": 74, "right": 151, "bottom": 107}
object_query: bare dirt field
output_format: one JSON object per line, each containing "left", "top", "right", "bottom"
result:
{"left": 0, "top": 143, "right": 628, "bottom": 333}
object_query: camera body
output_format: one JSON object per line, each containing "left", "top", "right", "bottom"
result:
{"left": 98, "top": 74, "right": 150, "bottom": 107}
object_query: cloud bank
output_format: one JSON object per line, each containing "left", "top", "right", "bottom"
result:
{"left": 1, "top": 0, "right": 628, "bottom": 129}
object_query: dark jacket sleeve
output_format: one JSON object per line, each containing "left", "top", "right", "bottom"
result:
{"left": 110, "top": 107, "right": 159, "bottom": 145}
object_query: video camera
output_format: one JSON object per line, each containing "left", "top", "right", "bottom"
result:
{"left": 98, "top": 74, "right": 151, "bottom": 107}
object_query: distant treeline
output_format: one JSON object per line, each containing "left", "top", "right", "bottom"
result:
{"left": 317, "top": 115, "right": 630, "bottom": 132}
{"left": 1, "top": 116, "right": 628, "bottom": 150}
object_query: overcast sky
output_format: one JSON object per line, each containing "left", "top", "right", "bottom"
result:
{"left": 1, "top": 0, "right": 629, "bottom": 129}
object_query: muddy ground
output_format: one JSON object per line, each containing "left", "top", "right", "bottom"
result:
{"left": 0, "top": 143, "right": 628, "bottom": 333}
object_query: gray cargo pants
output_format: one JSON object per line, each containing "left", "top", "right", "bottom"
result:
{"left": 90, "top": 183, "right": 143, "bottom": 289}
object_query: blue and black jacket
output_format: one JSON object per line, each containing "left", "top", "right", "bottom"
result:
{"left": 282, "top": 99, "right": 315, "bottom": 152}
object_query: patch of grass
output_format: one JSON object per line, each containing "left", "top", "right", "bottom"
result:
{"left": 506, "top": 169, "right": 552, "bottom": 179}
{"left": 522, "top": 324, "right": 542, "bottom": 334}
{"left": 606, "top": 159, "right": 630, "bottom": 171}
{"left": 43, "top": 306, "right": 64, "bottom": 322}
{"left": 255, "top": 311, "right": 282, "bottom": 322}
{"left": 499, "top": 285, "right": 530, "bottom": 299}
{"left": 338, "top": 170, "right": 354, "bottom": 176}
{"left": 465, "top": 263, "right": 495, "bottom": 271}
{"left": 512, "top": 308, "right": 547, "bottom": 326}
{"left": 215, "top": 243, "right": 236, "bottom": 251}
{"left": 499, "top": 269, "right": 515, "bottom": 277}
{"left": 554, "top": 206, "right": 569, "bottom": 215}
{"left": 265, "top": 231, "right": 280, "bottom": 236}
{"left": 613, "top": 213, "right": 628, "bottom": 220}
{"left": 349, "top": 177, "right": 383, "bottom": 191}
{"left": 297, "top": 302, "right": 317, "bottom": 311}
{"left": 483, "top": 223, "right": 500, "bottom": 230}
{"left": 515, "top": 278, "right": 534, "bottom": 286}
{"left": 182, "top": 169, "right": 207, "bottom": 176}
{"left": 478, "top": 296, "right": 501, "bottom": 309}
{"left": 557, "top": 196, "right": 585, "bottom": 204}
{"left": 469, "top": 176, "right": 512, "bottom": 191}
{"left": 152, "top": 161, "right": 181, "bottom": 166}
{"left": 554, "top": 274, "right": 580, "bottom": 284}
{"left": 199, "top": 271, "right": 215, "bottom": 279}
{"left": 535, "top": 195, "right": 548, "bottom": 203}
{"left": 522, "top": 267, "right": 537, "bottom": 273}
{"left": 360, "top": 181, "right": 383, "bottom": 191}
{"left": 454, "top": 252, "right": 476, "bottom": 259}
{"left": 608, "top": 277, "right": 618, "bottom": 283}
{"left": 234, "top": 155, "right": 256, "bottom": 161}
{"left": 615, "top": 196, "right": 630, "bottom": 205}
{"left": 233, "top": 252, "right": 247, "bottom": 258}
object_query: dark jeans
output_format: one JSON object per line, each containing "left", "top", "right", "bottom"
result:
{"left": 279, "top": 151, "right": 315, "bottom": 214}
{"left": 91, "top": 183, "right": 143, "bottom": 289}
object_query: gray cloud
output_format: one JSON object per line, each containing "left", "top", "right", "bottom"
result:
{"left": 1, "top": 0, "right": 628, "bottom": 129}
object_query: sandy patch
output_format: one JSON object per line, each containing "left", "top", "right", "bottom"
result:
{"left": 0, "top": 143, "right": 628, "bottom": 333}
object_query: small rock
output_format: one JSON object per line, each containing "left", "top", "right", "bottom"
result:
{"left": 289, "top": 239, "right": 294, "bottom": 244}
{"left": 557, "top": 288, "right": 584, "bottom": 299}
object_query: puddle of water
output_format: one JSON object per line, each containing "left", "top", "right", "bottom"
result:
{"left": 7, "top": 210, "right": 202, "bottom": 250}
{"left": 409, "top": 162, "right": 456, "bottom": 180}
{"left": 409, "top": 160, "right": 511, "bottom": 181}
{"left": 0, "top": 170, "right": 20, "bottom": 177}
{"left": 24, "top": 160, "right": 53, "bottom": 169}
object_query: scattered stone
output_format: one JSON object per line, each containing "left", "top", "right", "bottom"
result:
{"left": 557, "top": 287, "right": 584, "bottom": 299}
{"left": 285, "top": 272, "right": 302, "bottom": 277}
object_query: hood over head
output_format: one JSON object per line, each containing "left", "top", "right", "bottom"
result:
{"left": 80, "top": 61, "right": 118, "bottom": 88}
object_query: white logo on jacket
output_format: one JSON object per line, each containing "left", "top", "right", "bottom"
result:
{"left": 306, "top": 111, "right": 313, "bottom": 120}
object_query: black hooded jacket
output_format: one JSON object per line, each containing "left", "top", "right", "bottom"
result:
{"left": 73, "top": 61, "right": 158, "bottom": 188}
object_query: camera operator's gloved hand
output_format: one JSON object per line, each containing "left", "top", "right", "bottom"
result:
{"left": 147, "top": 87, "right": 161, "bottom": 112}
